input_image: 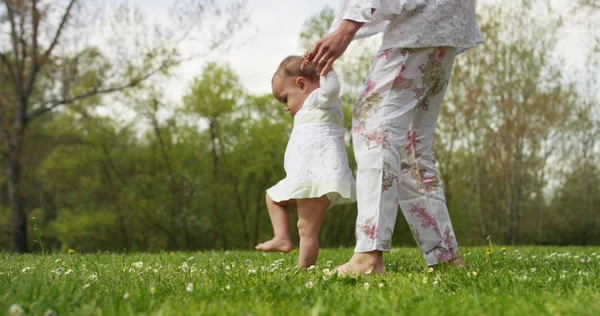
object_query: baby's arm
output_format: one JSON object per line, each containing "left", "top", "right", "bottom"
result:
{"left": 317, "top": 69, "right": 341, "bottom": 107}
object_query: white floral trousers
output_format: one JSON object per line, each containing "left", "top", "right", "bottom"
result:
{"left": 352, "top": 46, "right": 460, "bottom": 265}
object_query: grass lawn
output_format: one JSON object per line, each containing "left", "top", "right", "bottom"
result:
{"left": 1, "top": 246, "right": 600, "bottom": 315}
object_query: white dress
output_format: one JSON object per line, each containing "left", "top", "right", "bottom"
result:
{"left": 267, "top": 71, "right": 356, "bottom": 207}
{"left": 329, "top": 0, "right": 483, "bottom": 53}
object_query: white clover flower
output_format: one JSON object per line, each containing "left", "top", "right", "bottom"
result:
{"left": 364, "top": 268, "right": 373, "bottom": 275}
{"left": 248, "top": 268, "right": 257, "bottom": 274}
{"left": 307, "top": 265, "right": 316, "bottom": 271}
{"left": 305, "top": 281, "right": 314, "bottom": 289}
{"left": 580, "top": 259, "right": 585, "bottom": 263}
{"left": 522, "top": 275, "right": 528, "bottom": 280}
{"left": 180, "top": 262, "right": 190, "bottom": 272}
{"left": 54, "top": 267, "right": 65, "bottom": 275}
{"left": 225, "top": 265, "right": 231, "bottom": 270}
{"left": 9, "top": 304, "right": 24, "bottom": 316}
{"left": 472, "top": 271, "right": 477, "bottom": 277}
{"left": 150, "top": 287, "right": 156, "bottom": 294}
{"left": 378, "top": 283, "right": 385, "bottom": 288}
{"left": 82, "top": 283, "right": 91, "bottom": 289}
{"left": 432, "top": 280, "right": 439, "bottom": 285}
{"left": 578, "top": 270, "right": 583, "bottom": 275}
{"left": 132, "top": 262, "right": 143, "bottom": 269}
{"left": 64, "top": 269, "right": 72, "bottom": 275}
{"left": 88, "top": 273, "right": 98, "bottom": 281}
{"left": 43, "top": 309, "right": 57, "bottom": 316}
{"left": 21, "top": 267, "right": 31, "bottom": 273}
{"left": 123, "top": 293, "right": 130, "bottom": 300}
{"left": 186, "top": 282, "right": 194, "bottom": 292}
{"left": 363, "top": 282, "right": 370, "bottom": 290}
{"left": 422, "top": 277, "right": 428, "bottom": 283}
{"left": 153, "top": 269, "right": 159, "bottom": 273}
{"left": 322, "top": 268, "right": 331, "bottom": 275}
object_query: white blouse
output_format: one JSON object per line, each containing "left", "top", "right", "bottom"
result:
{"left": 329, "top": 0, "right": 483, "bottom": 53}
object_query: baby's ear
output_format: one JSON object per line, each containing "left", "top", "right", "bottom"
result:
{"left": 295, "top": 77, "right": 307, "bottom": 91}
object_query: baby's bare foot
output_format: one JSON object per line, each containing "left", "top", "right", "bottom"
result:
{"left": 334, "top": 252, "right": 385, "bottom": 276}
{"left": 255, "top": 238, "right": 293, "bottom": 253}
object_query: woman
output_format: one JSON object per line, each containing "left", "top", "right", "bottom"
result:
{"left": 303, "top": 0, "right": 483, "bottom": 275}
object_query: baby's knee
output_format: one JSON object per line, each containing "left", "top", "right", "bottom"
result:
{"left": 297, "top": 219, "right": 316, "bottom": 239}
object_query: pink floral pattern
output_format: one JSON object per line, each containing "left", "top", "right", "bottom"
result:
{"left": 358, "top": 217, "right": 378, "bottom": 239}
{"left": 382, "top": 162, "right": 397, "bottom": 192}
{"left": 365, "top": 125, "right": 391, "bottom": 150}
{"left": 408, "top": 203, "right": 441, "bottom": 235}
{"left": 378, "top": 48, "right": 393, "bottom": 60}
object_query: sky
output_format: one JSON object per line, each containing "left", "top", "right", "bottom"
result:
{"left": 124, "top": 0, "right": 594, "bottom": 103}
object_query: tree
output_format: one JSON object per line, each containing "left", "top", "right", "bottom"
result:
{"left": 0, "top": 0, "right": 248, "bottom": 252}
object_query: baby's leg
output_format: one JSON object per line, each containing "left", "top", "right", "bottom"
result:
{"left": 255, "top": 194, "right": 295, "bottom": 253}
{"left": 296, "top": 196, "right": 329, "bottom": 269}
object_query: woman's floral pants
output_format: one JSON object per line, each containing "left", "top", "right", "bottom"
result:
{"left": 352, "top": 46, "right": 461, "bottom": 265}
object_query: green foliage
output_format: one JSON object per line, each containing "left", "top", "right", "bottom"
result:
{"left": 1, "top": 247, "right": 600, "bottom": 315}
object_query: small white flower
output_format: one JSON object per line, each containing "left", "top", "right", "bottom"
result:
{"left": 305, "top": 281, "right": 314, "bottom": 289}
{"left": 522, "top": 275, "right": 528, "bottom": 280}
{"left": 248, "top": 269, "right": 257, "bottom": 274}
{"left": 225, "top": 265, "right": 231, "bottom": 270}
{"left": 55, "top": 259, "right": 62, "bottom": 263}
{"left": 322, "top": 268, "right": 331, "bottom": 275}
{"left": 427, "top": 267, "right": 434, "bottom": 273}
{"left": 54, "top": 267, "right": 65, "bottom": 275}
{"left": 517, "top": 256, "right": 523, "bottom": 260}
{"left": 132, "top": 262, "right": 143, "bottom": 269}
{"left": 364, "top": 268, "right": 373, "bottom": 275}
{"left": 225, "top": 285, "right": 231, "bottom": 291}
{"left": 472, "top": 271, "right": 477, "bottom": 277}
{"left": 363, "top": 282, "right": 370, "bottom": 290}
{"left": 578, "top": 270, "right": 583, "bottom": 275}
{"left": 88, "top": 273, "right": 98, "bottom": 281}
{"left": 82, "top": 283, "right": 91, "bottom": 289}
{"left": 21, "top": 267, "right": 31, "bottom": 273}
{"left": 548, "top": 277, "right": 553, "bottom": 282}
{"left": 186, "top": 282, "right": 194, "bottom": 292}
{"left": 580, "top": 259, "right": 585, "bottom": 263}
{"left": 378, "top": 283, "right": 385, "bottom": 288}
{"left": 432, "top": 280, "right": 439, "bottom": 285}
{"left": 530, "top": 268, "right": 536, "bottom": 273}
{"left": 153, "top": 269, "right": 159, "bottom": 273}
{"left": 65, "top": 269, "right": 73, "bottom": 275}
{"left": 123, "top": 293, "right": 130, "bottom": 300}
{"left": 150, "top": 286, "right": 156, "bottom": 294}
{"left": 180, "top": 262, "right": 190, "bottom": 272}
{"left": 422, "top": 277, "right": 428, "bottom": 284}
{"left": 188, "top": 256, "right": 195, "bottom": 261}
{"left": 43, "top": 309, "right": 57, "bottom": 316}
{"left": 9, "top": 304, "right": 24, "bottom": 316}
{"left": 307, "top": 265, "right": 316, "bottom": 271}
{"left": 560, "top": 274, "right": 566, "bottom": 279}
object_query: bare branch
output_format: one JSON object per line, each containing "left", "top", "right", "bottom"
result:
{"left": 28, "top": 59, "right": 172, "bottom": 121}
{"left": 0, "top": 52, "right": 17, "bottom": 84}
{"left": 41, "top": 0, "right": 77, "bottom": 64}
{"left": 23, "top": 0, "right": 40, "bottom": 99}
{"left": 4, "top": 0, "right": 22, "bottom": 87}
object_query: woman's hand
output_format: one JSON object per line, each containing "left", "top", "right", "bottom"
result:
{"left": 301, "top": 19, "right": 364, "bottom": 76}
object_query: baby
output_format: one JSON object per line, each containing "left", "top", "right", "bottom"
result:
{"left": 255, "top": 55, "right": 356, "bottom": 269}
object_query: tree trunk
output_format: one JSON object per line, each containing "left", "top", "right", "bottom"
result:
{"left": 8, "top": 124, "right": 27, "bottom": 253}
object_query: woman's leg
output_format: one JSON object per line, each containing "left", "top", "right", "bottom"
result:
{"left": 255, "top": 194, "right": 295, "bottom": 252}
{"left": 337, "top": 47, "right": 462, "bottom": 275}
{"left": 296, "top": 196, "right": 329, "bottom": 269}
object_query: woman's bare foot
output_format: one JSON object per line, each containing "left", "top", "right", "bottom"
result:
{"left": 431, "top": 256, "right": 465, "bottom": 270}
{"left": 334, "top": 251, "right": 385, "bottom": 276}
{"left": 255, "top": 237, "right": 293, "bottom": 253}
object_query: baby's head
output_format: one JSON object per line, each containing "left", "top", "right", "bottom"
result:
{"left": 271, "top": 55, "right": 319, "bottom": 116}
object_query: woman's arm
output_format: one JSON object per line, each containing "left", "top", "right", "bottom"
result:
{"left": 302, "top": 19, "right": 365, "bottom": 76}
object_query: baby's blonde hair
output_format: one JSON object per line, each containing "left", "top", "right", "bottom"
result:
{"left": 273, "top": 55, "right": 319, "bottom": 83}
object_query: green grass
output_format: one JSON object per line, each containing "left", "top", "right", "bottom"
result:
{"left": 1, "top": 247, "right": 600, "bottom": 315}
